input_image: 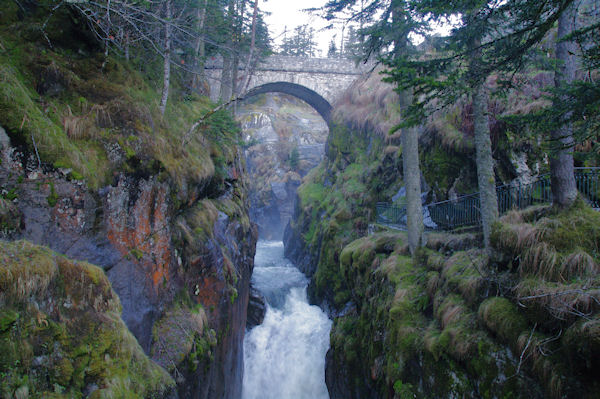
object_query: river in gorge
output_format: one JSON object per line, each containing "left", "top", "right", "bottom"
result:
{"left": 242, "top": 241, "right": 332, "bottom": 399}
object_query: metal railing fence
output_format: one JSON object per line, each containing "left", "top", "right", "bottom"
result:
{"left": 376, "top": 167, "right": 600, "bottom": 231}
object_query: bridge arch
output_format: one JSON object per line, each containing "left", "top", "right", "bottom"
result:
{"left": 243, "top": 82, "right": 332, "bottom": 123}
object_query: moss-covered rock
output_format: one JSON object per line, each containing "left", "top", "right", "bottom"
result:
{"left": 0, "top": 240, "right": 175, "bottom": 398}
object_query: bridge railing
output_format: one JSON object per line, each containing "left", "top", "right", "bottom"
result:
{"left": 376, "top": 167, "right": 600, "bottom": 231}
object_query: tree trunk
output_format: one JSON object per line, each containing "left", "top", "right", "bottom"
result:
{"left": 402, "top": 124, "right": 424, "bottom": 254}
{"left": 550, "top": 1, "right": 578, "bottom": 208}
{"left": 220, "top": 53, "right": 233, "bottom": 101}
{"left": 241, "top": 0, "right": 259, "bottom": 94}
{"left": 159, "top": 0, "right": 172, "bottom": 115}
{"left": 220, "top": 0, "right": 236, "bottom": 101}
{"left": 231, "top": 54, "right": 240, "bottom": 97}
{"left": 393, "top": 2, "right": 423, "bottom": 253}
{"left": 473, "top": 81, "right": 498, "bottom": 251}
{"left": 192, "top": 0, "right": 209, "bottom": 93}
{"left": 231, "top": 0, "right": 246, "bottom": 96}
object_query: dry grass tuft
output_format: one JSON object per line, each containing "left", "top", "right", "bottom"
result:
{"left": 441, "top": 249, "right": 486, "bottom": 303}
{"left": 520, "top": 242, "right": 560, "bottom": 280}
{"left": 0, "top": 240, "right": 58, "bottom": 303}
{"left": 493, "top": 201, "right": 600, "bottom": 282}
{"left": 384, "top": 145, "right": 400, "bottom": 155}
{"left": 508, "top": 223, "right": 539, "bottom": 253}
{"left": 438, "top": 300, "right": 465, "bottom": 329}
{"left": 393, "top": 288, "right": 409, "bottom": 305}
{"left": 563, "top": 316, "right": 600, "bottom": 358}
{"left": 62, "top": 105, "right": 98, "bottom": 140}
{"left": 561, "top": 250, "right": 598, "bottom": 279}
{"left": 426, "top": 272, "right": 440, "bottom": 298}
{"left": 516, "top": 278, "right": 600, "bottom": 323}
{"left": 427, "top": 114, "right": 473, "bottom": 153}
{"left": 425, "top": 232, "right": 480, "bottom": 252}
{"left": 516, "top": 331, "right": 565, "bottom": 399}
{"left": 332, "top": 66, "right": 401, "bottom": 140}
{"left": 501, "top": 209, "right": 524, "bottom": 224}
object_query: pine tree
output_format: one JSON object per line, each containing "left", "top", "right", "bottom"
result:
{"left": 280, "top": 25, "right": 318, "bottom": 57}
{"left": 550, "top": 2, "right": 578, "bottom": 207}
{"left": 289, "top": 146, "right": 300, "bottom": 170}
{"left": 383, "top": 0, "right": 584, "bottom": 250}
{"left": 324, "top": 0, "right": 425, "bottom": 254}
{"left": 328, "top": 36, "right": 338, "bottom": 58}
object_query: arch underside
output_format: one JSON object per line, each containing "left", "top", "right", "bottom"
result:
{"left": 243, "top": 82, "right": 332, "bottom": 123}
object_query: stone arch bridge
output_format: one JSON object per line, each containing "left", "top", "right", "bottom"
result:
{"left": 205, "top": 55, "right": 373, "bottom": 122}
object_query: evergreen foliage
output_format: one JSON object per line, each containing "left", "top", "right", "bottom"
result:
{"left": 289, "top": 146, "right": 300, "bottom": 170}
{"left": 279, "top": 24, "right": 319, "bottom": 57}
{"left": 40, "top": 0, "right": 272, "bottom": 103}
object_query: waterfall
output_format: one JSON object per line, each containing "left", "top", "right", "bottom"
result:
{"left": 243, "top": 241, "right": 331, "bottom": 399}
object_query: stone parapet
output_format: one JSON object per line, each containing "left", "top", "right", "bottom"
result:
{"left": 205, "top": 55, "right": 374, "bottom": 75}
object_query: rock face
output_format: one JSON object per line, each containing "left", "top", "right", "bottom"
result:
{"left": 0, "top": 138, "right": 257, "bottom": 398}
{"left": 237, "top": 93, "right": 328, "bottom": 239}
{"left": 0, "top": 240, "right": 176, "bottom": 398}
{"left": 246, "top": 285, "right": 266, "bottom": 328}
{"left": 283, "top": 199, "right": 321, "bottom": 278}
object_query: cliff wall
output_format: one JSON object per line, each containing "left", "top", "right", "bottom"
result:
{"left": 0, "top": 5, "right": 257, "bottom": 397}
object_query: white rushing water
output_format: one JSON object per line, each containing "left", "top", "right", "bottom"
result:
{"left": 242, "top": 241, "right": 332, "bottom": 399}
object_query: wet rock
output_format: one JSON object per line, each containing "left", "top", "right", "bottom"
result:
{"left": 83, "top": 383, "right": 99, "bottom": 397}
{"left": 32, "top": 356, "right": 48, "bottom": 368}
{"left": 510, "top": 150, "right": 538, "bottom": 186}
{"left": 0, "top": 125, "right": 9, "bottom": 148}
{"left": 270, "top": 181, "right": 288, "bottom": 201}
{"left": 14, "top": 386, "right": 28, "bottom": 399}
{"left": 283, "top": 197, "right": 321, "bottom": 280}
{"left": 247, "top": 285, "right": 266, "bottom": 328}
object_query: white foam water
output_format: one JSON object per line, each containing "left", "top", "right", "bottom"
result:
{"left": 242, "top": 241, "right": 331, "bottom": 399}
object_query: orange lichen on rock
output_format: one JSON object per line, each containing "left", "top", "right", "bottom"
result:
{"left": 105, "top": 177, "right": 174, "bottom": 291}
{"left": 195, "top": 275, "right": 226, "bottom": 309}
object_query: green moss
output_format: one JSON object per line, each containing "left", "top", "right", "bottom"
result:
{"left": 479, "top": 297, "right": 529, "bottom": 345}
{"left": 129, "top": 248, "right": 144, "bottom": 261}
{"left": 46, "top": 181, "right": 58, "bottom": 207}
{"left": 2, "top": 188, "right": 17, "bottom": 201}
{"left": 0, "top": 309, "right": 18, "bottom": 332}
{"left": 542, "top": 198, "right": 600, "bottom": 255}
{"left": 0, "top": 14, "right": 242, "bottom": 195}
{"left": 492, "top": 199, "right": 600, "bottom": 282}
{"left": 0, "top": 240, "right": 175, "bottom": 397}
{"left": 298, "top": 182, "right": 326, "bottom": 208}
{"left": 442, "top": 250, "right": 486, "bottom": 304}
{"left": 393, "top": 380, "right": 416, "bottom": 396}
{"left": 421, "top": 143, "right": 475, "bottom": 199}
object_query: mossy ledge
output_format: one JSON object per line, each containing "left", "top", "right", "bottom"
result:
{"left": 0, "top": 240, "right": 175, "bottom": 398}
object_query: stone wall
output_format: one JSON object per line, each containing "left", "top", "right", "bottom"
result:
{"left": 205, "top": 55, "right": 373, "bottom": 105}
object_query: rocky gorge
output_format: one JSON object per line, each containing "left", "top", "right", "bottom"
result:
{"left": 237, "top": 93, "right": 328, "bottom": 240}
{"left": 1, "top": 1, "right": 599, "bottom": 398}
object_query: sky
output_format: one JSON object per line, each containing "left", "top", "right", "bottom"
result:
{"left": 260, "top": 0, "right": 456, "bottom": 57}
{"left": 261, "top": 0, "right": 342, "bottom": 57}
